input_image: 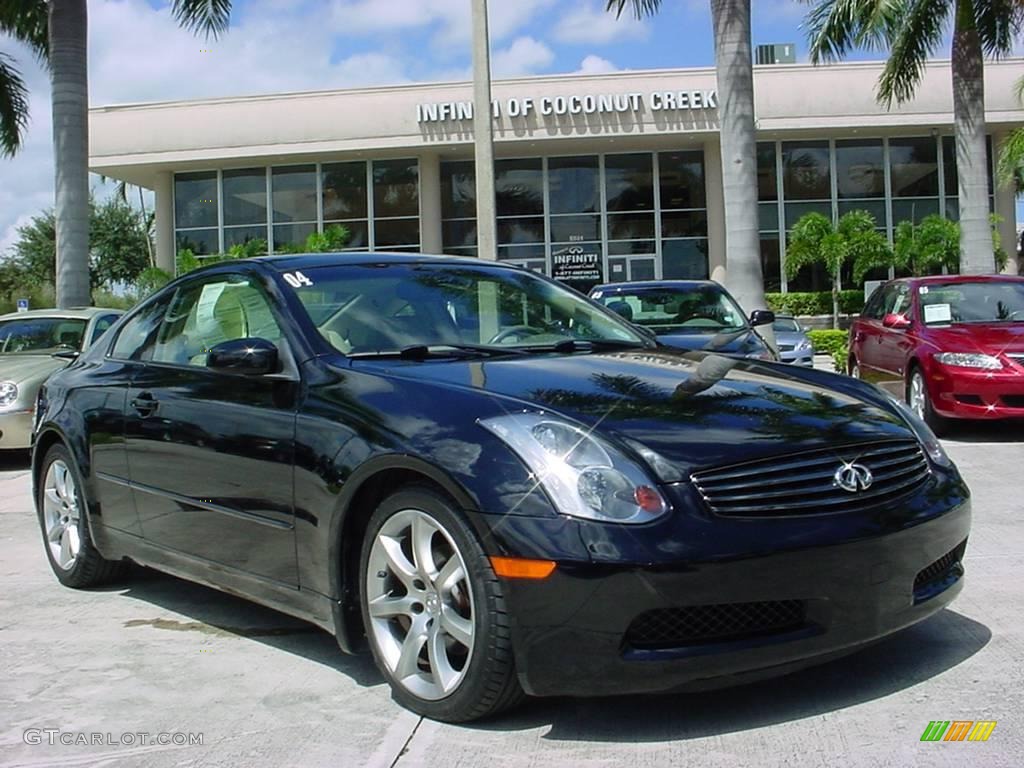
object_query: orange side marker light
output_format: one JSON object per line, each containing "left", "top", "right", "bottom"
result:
{"left": 490, "top": 556, "right": 557, "bottom": 579}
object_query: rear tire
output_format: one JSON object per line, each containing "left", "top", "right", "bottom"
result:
{"left": 359, "top": 486, "right": 525, "bottom": 722}
{"left": 36, "top": 444, "right": 127, "bottom": 588}
{"left": 849, "top": 357, "right": 860, "bottom": 379}
{"left": 907, "top": 368, "right": 951, "bottom": 437}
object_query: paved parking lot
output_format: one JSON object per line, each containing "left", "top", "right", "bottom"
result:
{"left": 1, "top": 426, "right": 1022, "bottom": 768}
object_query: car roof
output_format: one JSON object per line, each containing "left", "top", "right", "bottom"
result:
{"left": 248, "top": 251, "right": 509, "bottom": 272}
{"left": 590, "top": 280, "right": 720, "bottom": 292}
{"left": 0, "top": 306, "right": 123, "bottom": 321}
{"left": 887, "top": 274, "right": 1024, "bottom": 287}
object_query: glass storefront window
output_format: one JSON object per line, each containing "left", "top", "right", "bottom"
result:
{"left": 784, "top": 201, "right": 831, "bottom": 229}
{"left": 608, "top": 240, "right": 656, "bottom": 256}
{"left": 273, "top": 223, "right": 316, "bottom": 251}
{"left": 374, "top": 218, "right": 419, "bottom": 248}
{"left": 224, "top": 225, "right": 267, "bottom": 250}
{"left": 889, "top": 137, "right": 938, "bottom": 197}
{"left": 497, "top": 217, "right": 544, "bottom": 244}
{"left": 441, "top": 161, "right": 476, "bottom": 219}
{"left": 781, "top": 141, "right": 830, "bottom": 201}
{"left": 222, "top": 168, "right": 267, "bottom": 226}
{"left": 174, "top": 172, "right": 218, "bottom": 229}
{"left": 175, "top": 228, "right": 218, "bottom": 255}
{"left": 838, "top": 200, "right": 887, "bottom": 226}
{"left": 757, "top": 142, "right": 778, "bottom": 202}
{"left": 658, "top": 150, "right": 705, "bottom": 210}
{"left": 272, "top": 165, "right": 317, "bottom": 223}
{"left": 891, "top": 198, "right": 940, "bottom": 224}
{"left": 605, "top": 153, "right": 654, "bottom": 211}
{"left": 548, "top": 156, "right": 599, "bottom": 214}
{"left": 322, "top": 162, "right": 368, "bottom": 220}
{"left": 662, "top": 239, "right": 708, "bottom": 279}
{"left": 325, "top": 220, "right": 369, "bottom": 249}
{"left": 550, "top": 214, "right": 600, "bottom": 242}
{"left": 835, "top": 140, "right": 884, "bottom": 198}
{"left": 760, "top": 237, "right": 781, "bottom": 292}
{"left": 495, "top": 159, "right": 543, "bottom": 217}
{"left": 661, "top": 210, "right": 708, "bottom": 238}
{"left": 608, "top": 212, "right": 655, "bottom": 240}
{"left": 373, "top": 159, "right": 419, "bottom": 218}
{"left": 759, "top": 201, "right": 779, "bottom": 231}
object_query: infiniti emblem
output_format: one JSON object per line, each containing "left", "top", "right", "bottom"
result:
{"left": 834, "top": 462, "right": 873, "bottom": 493}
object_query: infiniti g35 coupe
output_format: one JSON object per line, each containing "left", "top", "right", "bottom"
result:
{"left": 32, "top": 253, "right": 970, "bottom": 722}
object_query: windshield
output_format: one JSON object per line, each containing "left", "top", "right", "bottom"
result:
{"left": 284, "top": 263, "right": 647, "bottom": 355}
{"left": 772, "top": 317, "right": 801, "bottom": 333}
{"left": 593, "top": 285, "right": 749, "bottom": 335}
{"left": 0, "top": 317, "right": 87, "bottom": 354}
{"left": 919, "top": 281, "right": 1024, "bottom": 325}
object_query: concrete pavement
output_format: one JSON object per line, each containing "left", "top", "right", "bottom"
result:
{"left": 0, "top": 426, "right": 1021, "bottom": 768}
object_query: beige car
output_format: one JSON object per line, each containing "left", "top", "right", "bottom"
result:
{"left": 0, "top": 307, "right": 123, "bottom": 450}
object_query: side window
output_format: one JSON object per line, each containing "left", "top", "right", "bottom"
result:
{"left": 150, "top": 275, "right": 283, "bottom": 368}
{"left": 889, "top": 285, "right": 911, "bottom": 317}
{"left": 862, "top": 286, "right": 886, "bottom": 319}
{"left": 110, "top": 299, "right": 171, "bottom": 360}
{"left": 89, "top": 314, "right": 120, "bottom": 347}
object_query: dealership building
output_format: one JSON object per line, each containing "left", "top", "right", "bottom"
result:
{"left": 89, "top": 58, "right": 1024, "bottom": 291}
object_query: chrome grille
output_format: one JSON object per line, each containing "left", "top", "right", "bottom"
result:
{"left": 691, "top": 439, "right": 931, "bottom": 516}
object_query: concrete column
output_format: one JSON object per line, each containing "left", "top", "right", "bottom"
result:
{"left": 419, "top": 152, "right": 443, "bottom": 253}
{"left": 993, "top": 135, "right": 1019, "bottom": 275}
{"left": 471, "top": 0, "right": 497, "bottom": 260}
{"left": 704, "top": 139, "right": 727, "bottom": 283}
{"left": 153, "top": 171, "right": 176, "bottom": 275}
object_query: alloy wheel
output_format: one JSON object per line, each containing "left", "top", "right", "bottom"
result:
{"left": 909, "top": 372, "right": 927, "bottom": 421}
{"left": 42, "top": 460, "right": 81, "bottom": 571}
{"left": 365, "top": 509, "right": 475, "bottom": 701}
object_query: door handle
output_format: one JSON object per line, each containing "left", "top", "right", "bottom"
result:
{"left": 130, "top": 392, "right": 158, "bottom": 416}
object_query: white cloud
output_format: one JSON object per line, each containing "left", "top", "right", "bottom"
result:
{"left": 491, "top": 36, "right": 555, "bottom": 78}
{"left": 555, "top": 2, "right": 648, "bottom": 45}
{"left": 575, "top": 54, "right": 619, "bottom": 75}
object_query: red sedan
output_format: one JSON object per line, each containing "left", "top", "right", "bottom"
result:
{"left": 848, "top": 275, "right": 1024, "bottom": 434}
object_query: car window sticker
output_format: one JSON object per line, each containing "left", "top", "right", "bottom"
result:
{"left": 923, "top": 303, "right": 952, "bottom": 324}
{"left": 919, "top": 286, "right": 929, "bottom": 295}
{"left": 283, "top": 271, "right": 314, "bottom": 288}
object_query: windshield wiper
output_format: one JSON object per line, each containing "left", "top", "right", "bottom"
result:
{"left": 517, "top": 338, "right": 651, "bottom": 354}
{"left": 347, "top": 343, "right": 529, "bottom": 360}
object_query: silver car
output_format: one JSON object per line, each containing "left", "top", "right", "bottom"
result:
{"left": 771, "top": 314, "right": 814, "bottom": 366}
{"left": 0, "top": 307, "right": 123, "bottom": 449}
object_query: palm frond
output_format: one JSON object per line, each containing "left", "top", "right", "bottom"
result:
{"left": 0, "top": 51, "right": 30, "bottom": 158}
{"left": 0, "top": 0, "right": 49, "bottom": 62}
{"left": 995, "top": 126, "right": 1024, "bottom": 188}
{"left": 877, "top": 0, "right": 950, "bottom": 106}
{"left": 171, "top": 0, "right": 232, "bottom": 39}
{"left": 604, "top": 0, "right": 661, "bottom": 21}
{"left": 802, "top": 0, "right": 903, "bottom": 64}
{"left": 973, "top": 0, "right": 1024, "bottom": 58}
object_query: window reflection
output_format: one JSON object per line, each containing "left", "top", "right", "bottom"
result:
{"left": 548, "top": 156, "right": 599, "bottom": 214}
{"left": 373, "top": 160, "right": 419, "bottom": 218}
{"left": 272, "top": 165, "right": 317, "bottom": 223}
{"left": 222, "top": 168, "right": 267, "bottom": 226}
{"left": 605, "top": 154, "right": 654, "bottom": 211}
{"left": 782, "top": 142, "right": 830, "bottom": 201}
{"left": 835, "top": 140, "right": 884, "bottom": 198}
{"left": 889, "top": 137, "right": 938, "bottom": 197}
{"left": 322, "top": 162, "right": 368, "bottom": 220}
{"left": 174, "top": 172, "right": 218, "bottom": 228}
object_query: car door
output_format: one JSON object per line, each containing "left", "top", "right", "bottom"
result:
{"left": 874, "top": 282, "right": 915, "bottom": 389}
{"left": 853, "top": 284, "right": 892, "bottom": 383}
{"left": 123, "top": 270, "right": 300, "bottom": 585}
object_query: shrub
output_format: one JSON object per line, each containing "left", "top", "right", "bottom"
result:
{"left": 765, "top": 290, "right": 864, "bottom": 316}
{"left": 831, "top": 343, "right": 849, "bottom": 374}
{"left": 806, "top": 329, "right": 848, "bottom": 358}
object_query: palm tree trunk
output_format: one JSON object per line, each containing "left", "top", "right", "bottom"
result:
{"left": 49, "top": 0, "right": 91, "bottom": 307}
{"left": 832, "top": 272, "right": 841, "bottom": 330}
{"left": 710, "top": 0, "right": 773, "bottom": 345}
{"left": 137, "top": 185, "right": 155, "bottom": 268}
{"left": 952, "top": 0, "right": 991, "bottom": 275}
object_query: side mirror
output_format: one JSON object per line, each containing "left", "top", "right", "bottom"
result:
{"left": 749, "top": 309, "right": 776, "bottom": 327}
{"left": 207, "top": 337, "right": 280, "bottom": 376}
{"left": 882, "top": 313, "right": 911, "bottom": 330}
{"left": 52, "top": 349, "right": 80, "bottom": 361}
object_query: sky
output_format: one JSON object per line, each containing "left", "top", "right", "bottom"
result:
{"left": 0, "top": 0, "right": 1003, "bottom": 262}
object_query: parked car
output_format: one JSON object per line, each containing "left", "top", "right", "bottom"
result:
{"left": 0, "top": 307, "right": 123, "bottom": 450}
{"left": 772, "top": 315, "right": 814, "bottom": 366}
{"left": 588, "top": 279, "right": 777, "bottom": 360}
{"left": 848, "top": 275, "right": 1024, "bottom": 434}
{"left": 33, "top": 253, "right": 969, "bottom": 722}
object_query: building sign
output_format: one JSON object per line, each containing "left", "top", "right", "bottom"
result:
{"left": 416, "top": 89, "right": 718, "bottom": 123}
{"left": 552, "top": 245, "right": 602, "bottom": 287}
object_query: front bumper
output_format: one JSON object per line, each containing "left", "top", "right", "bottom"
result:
{"left": 779, "top": 350, "right": 814, "bottom": 367}
{"left": 928, "top": 364, "right": 1024, "bottom": 420}
{"left": 498, "top": 497, "right": 970, "bottom": 698}
{"left": 0, "top": 409, "right": 34, "bottom": 449}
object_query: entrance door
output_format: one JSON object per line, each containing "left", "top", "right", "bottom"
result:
{"left": 608, "top": 256, "right": 658, "bottom": 283}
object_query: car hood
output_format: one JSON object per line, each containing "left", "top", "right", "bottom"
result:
{"left": 922, "top": 323, "right": 1024, "bottom": 354}
{"left": 773, "top": 331, "right": 805, "bottom": 346}
{"left": 0, "top": 354, "right": 66, "bottom": 384}
{"left": 377, "top": 349, "right": 912, "bottom": 472}
{"left": 653, "top": 327, "right": 767, "bottom": 356}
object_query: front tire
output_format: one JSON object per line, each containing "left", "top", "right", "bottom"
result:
{"left": 907, "top": 368, "right": 950, "bottom": 436}
{"left": 359, "top": 486, "right": 524, "bottom": 722}
{"left": 36, "top": 444, "right": 127, "bottom": 587}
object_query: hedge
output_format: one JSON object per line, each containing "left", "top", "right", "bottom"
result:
{"left": 765, "top": 290, "right": 865, "bottom": 316}
{"left": 806, "top": 329, "right": 848, "bottom": 357}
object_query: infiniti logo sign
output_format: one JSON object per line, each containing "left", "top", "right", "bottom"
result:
{"left": 834, "top": 462, "right": 874, "bottom": 493}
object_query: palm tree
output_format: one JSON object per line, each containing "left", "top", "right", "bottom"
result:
{"left": 0, "top": 3, "right": 48, "bottom": 157}
{"left": 804, "top": 0, "right": 1024, "bottom": 276}
{"left": 605, "top": 2, "right": 770, "bottom": 338}
{"left": 13, "top": 0, "right": 232, "bottom": 308}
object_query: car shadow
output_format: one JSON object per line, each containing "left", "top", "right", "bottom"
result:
{"left": 113, "top": 565, "right": 383, "bottom": 688}
{"left": 942, "top": 420, "right": 1024, "bottom": 443}
{"left": 473, "top": 609, "right": 990, "bottom": 742}
{"left": 0, "top": 450, "right": 32, "bottom": 472}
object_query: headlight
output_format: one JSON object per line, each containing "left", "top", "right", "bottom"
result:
{"left": 882, "top": 392, "right": 952, "bottom": 468}
{"left": 0, "top": 381, "right": 17, "bottom": 408}
{"left": 479, "top": 412, "right": 668, "bottom": 524}
{"left": 933, "top": 352, "right": 1003, "bottom": 370}
{"left": 796, "top": 338, "right": 813, "bottom": 351}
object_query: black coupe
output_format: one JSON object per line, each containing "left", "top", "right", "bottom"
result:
{"left": 32, "top": 253, "right": 970, "bottom": 722}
